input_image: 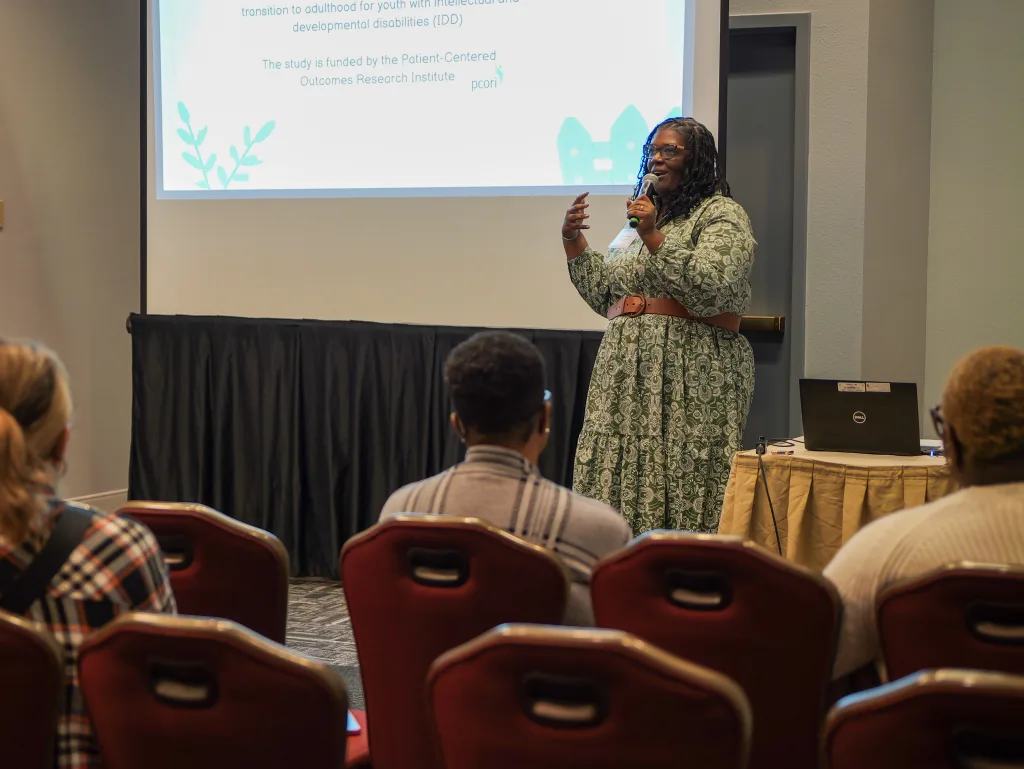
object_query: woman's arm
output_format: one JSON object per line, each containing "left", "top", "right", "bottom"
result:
{"left": 638, "top": 197, "right": 756, "bottom": 317}
{"left": 562, "top": 192, "right": 614, "bottom": 316}
{"left": 567, "top": 247, "right": 614, "bottom": 317}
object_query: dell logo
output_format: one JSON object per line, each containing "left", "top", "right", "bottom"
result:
{"left": 852, "top": 411, "right": 867, "bottom": 425}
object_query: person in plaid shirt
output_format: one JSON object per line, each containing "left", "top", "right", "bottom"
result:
{"left": 0, "top": 341, "right": 176, "bottom": 768}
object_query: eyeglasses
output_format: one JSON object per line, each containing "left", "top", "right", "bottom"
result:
{"left": 647, "top": 144, "right": 685, "bottom": 160}
{"left": 930, "top": 405, "right": 945, "bottom": 439}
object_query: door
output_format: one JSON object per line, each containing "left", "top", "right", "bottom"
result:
{"left": 727, "top": 25, "right": 800, "bottom": 447}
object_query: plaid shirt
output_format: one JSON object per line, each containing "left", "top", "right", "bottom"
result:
{"left": 0, "top": 499, "right": 176, "bottom": 768}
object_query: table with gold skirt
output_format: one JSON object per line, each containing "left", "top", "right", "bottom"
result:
{"left": 718, "top": 440, "right": 956, "bottom": 571}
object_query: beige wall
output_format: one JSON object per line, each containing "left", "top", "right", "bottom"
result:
{"left": 0, "top": 2, "right": 140, "bottom": 497}
{"left": 731, "top": 0, "right": 871, "bottom": 379}
{"left": 861, "top": 0, "right": 934, "bottom": 389}
{"left": 733, "top": 0, "right": 937, "bottom": 393}
{"left": 923, "top": 0, "right": 1024, "bottom": 413}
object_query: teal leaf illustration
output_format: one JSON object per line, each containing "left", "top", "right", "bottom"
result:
{"left": 254, "top": 121, "right": 275, "bottom": 143}
{"left": 177, "top": 101, "right": 211, "bottom": 188}
{"left": 176, "top": 103, "right": 274, "bottom": 190}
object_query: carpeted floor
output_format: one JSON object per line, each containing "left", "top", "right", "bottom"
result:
{"left": 286, "top": 579, "right": 364, "bottom": 708}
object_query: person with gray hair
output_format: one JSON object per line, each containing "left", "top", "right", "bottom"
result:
{"left": 825, "top": 345, "right": 1024, "bottom": 677}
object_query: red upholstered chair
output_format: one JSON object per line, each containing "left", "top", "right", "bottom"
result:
{"left": 824, "top": 669, "right": 1024, "bottom": 769}
{"left": 340, "top": 515, "right": 571, "bottom": 769}
{"left": 878, "top": 562, "right": 1024, "bottom": 681}
{"left": 118, "top": 501, "right": 289, "bottom": 642}
{"left": 428, "top": 624, "right": 752, "bottom": 769}
{"left": 0, "top": 610, "right": 63, "bottom": 769}
{"left": 78, "top": 613, "right": 354, "bottom": 769}
{"left": 591, "top": 532, "right": 841, "bottom": 769}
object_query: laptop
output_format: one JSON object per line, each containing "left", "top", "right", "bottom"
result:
{"left": 799, "top": 379, "right": 921, "bottom": 456}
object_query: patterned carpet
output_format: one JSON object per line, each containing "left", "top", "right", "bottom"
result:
{"left": 286, "top": 579, "right": 364, "bottom": 708}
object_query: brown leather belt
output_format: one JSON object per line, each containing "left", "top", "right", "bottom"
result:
{"left": 607, "top": 295, "right": 741, "bottom": 332}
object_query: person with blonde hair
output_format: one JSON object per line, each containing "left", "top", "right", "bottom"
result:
{"left": 825, "top": 345, "right": 1024, "bottom": 677}
{"left": 0, "top": 340, "right": 175, "bottom": 768}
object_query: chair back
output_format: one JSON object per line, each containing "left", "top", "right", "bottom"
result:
{"left": 825, "top": 669, "right": 1024, "bottom": 769}
{"left": 428, "top": 624, "right": 752, "bottom": 769}
{"left": 591, "top": 532, "right": 840, "bottom": 769}
{"left": 340, "top": 515, "right": 570, "bottom": 769}
{"left": 118, "top": 502, "right": 289, "bottom": 642}
{"left": 78, "top": 613, "right": 348, "bottom": 769}
{"left": 0, "top": 611, "right": 63, "bottom": 769}
{"left": 878, "top": 562, "right": 1024, "bottom": 680}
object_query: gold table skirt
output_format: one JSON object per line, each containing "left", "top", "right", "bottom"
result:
{"left": 718, "top": 443, "right": 956, "bottom": 571}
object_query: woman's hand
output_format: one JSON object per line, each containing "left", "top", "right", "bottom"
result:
{"left": 562, "top": 192, "right": 590, "bottom": 260}
{"left": 626, "top": 195, "right": 658, "bottom": 235}
{"left": 563, "top": 192, "right": 590, "bottom": 239}
{"left": 627, "top": 195, "right": 666, "bottom": 253}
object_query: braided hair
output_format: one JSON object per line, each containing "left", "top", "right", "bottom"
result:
{"left": 634, "top": 117, "right": 730, "bottom": 226}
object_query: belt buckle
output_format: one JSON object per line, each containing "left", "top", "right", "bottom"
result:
{"left": 621, "top": 295, "right": 646, "bottom": 317}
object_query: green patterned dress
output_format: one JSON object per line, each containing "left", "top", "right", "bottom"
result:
{"left": 568, "top": 193, "right": 756, "bottom": 534}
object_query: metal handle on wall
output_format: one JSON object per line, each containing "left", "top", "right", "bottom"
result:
{"left": 740, "top": 315, "right": 786, "bottom": 336}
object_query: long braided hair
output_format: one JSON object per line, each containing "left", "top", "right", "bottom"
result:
{"left": 633, "top": 117, "right": 730, "bottom": 226}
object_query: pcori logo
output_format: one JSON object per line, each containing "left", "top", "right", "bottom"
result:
{"left": 852, "top": 411, "right": 867, "bottom": 425}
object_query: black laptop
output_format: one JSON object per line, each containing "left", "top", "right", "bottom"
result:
{"left": 799, "top": 379, "right": 921, "bottom": 456}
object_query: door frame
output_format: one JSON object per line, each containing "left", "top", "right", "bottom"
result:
{"left": 729, "top": 12, "right": 811, "bottom": 438}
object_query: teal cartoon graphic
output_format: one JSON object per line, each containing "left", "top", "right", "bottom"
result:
{"left": 557, "top": 105, "right": 682, "bottom": 185}
{"left": 176, "top": 101, "right": 276, "bottom": 190}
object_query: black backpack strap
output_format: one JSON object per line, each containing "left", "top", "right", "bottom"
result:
{"left": 0, "top": 505, "right": 95, "bottom": 615}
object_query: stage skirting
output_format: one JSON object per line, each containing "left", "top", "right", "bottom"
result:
{"left": 128, "top": 314, "right": 604, "bottom": 577}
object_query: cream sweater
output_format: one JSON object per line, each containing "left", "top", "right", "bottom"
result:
{"left": 824, "top": 482, "right": 1024, "bottom": 677}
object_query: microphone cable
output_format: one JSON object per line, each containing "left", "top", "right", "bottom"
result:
{"left": 755, "top": 436, "right": 783, "bottom": 556}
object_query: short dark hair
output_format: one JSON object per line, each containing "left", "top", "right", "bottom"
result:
{"left": 444, "top": 331, "right": 546, "bottom": 440}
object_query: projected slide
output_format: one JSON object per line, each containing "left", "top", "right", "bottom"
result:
{"left": 154, "top": 0, "right": 689, "bottom": 198}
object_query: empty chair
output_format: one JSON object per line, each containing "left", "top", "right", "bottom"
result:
{"left": 340, "top": 515, "right": 570, "bottom": 769}
{"left": 878, "top": 562, "right": 1024, "bottom": 680}
{"left": 0, "top": 611, "right": 63, "bottom": 769}
{"left": 591, "top": 532, "right": 841, "bottom": 769}
{"left": 118, "top": 501, "right": 289, "bottom": 642}
{"left": 78, "top": 613, "right": 356, "bottom": 769}
{"left": 825, "top": 668, "right": 1024, "bottom": 769}
{"left": 428, "top": 624, "right": 752, "bottom": 769}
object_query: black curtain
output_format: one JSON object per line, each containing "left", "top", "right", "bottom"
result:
{"left": 128, "top": 315, "right": 603, "bottom": 578}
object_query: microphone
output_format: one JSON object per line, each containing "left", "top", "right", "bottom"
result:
{"left": 628, "top": 173, "right": 660, "bottom": 229}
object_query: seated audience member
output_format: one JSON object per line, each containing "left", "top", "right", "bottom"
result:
{"left": 825, "top": 346, "right": 1024, "bottom": 677}
{"left": 380, "top": 331, "right": 633, "bottom": 625}
{"left": 0, "top": 341, "right": 176, "bottom": 768}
